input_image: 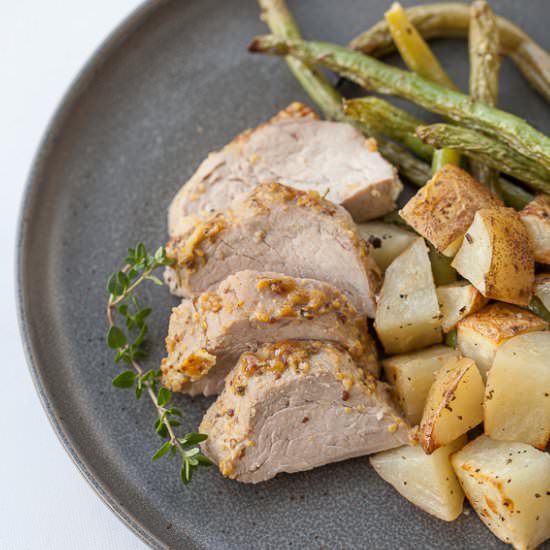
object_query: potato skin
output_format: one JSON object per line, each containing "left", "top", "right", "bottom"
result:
{"left": 400, "top": 165, "right": 502, "bottom": 257}
{"left": 480, "top": 208, "right": 534, "bottom": 305}
{"left": 457, "top": 303, "right": 548, "bottom": 379}
{"left": 419, "top": 357, "right": 484, "bottom": 454}
{"left": 458, "top": 303, "right": 548, "bottom": 344}
{"left": 452, "top": 207, "right": 534, "bottom": 306}
{"left": 521, "top": 194, "right": 550, "bottom": 264}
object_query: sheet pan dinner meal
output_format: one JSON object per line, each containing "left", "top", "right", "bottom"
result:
{"left": 105, "top": 2, "right": 550, "bottom": 548}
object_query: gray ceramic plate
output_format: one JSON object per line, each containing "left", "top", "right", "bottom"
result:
{"left": 17, "top": 0, "right": 550, "bottom": 548}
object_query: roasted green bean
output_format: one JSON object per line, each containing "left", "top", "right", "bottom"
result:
{"left": 344, "top": 97, "right": 433, "bottom": 161}
{"left": 349, "top": 2, "right": 550, "bottom": 102}
{"left": 417, "top": 124, "right": 550, "bottom": 194}
{"left": 249, "top": 35, "right": 550, "bottom": 171}
{"left": 469, "top": 0, "right": 501, "bottom": 196}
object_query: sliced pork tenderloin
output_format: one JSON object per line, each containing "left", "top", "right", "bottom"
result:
{"left": 161, "top": 270, "right": 379, "bottom": 396}
{"left": 168, "top": 102, "right": 402, "bottom": 231}
{"left": 164, "top": 182, "right": 382, "bottom": 317}
{"left": 199, "top": 341, "right": 409, "bottom": 483}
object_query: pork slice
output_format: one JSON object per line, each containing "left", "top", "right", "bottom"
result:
{"left": 161, "top": 270, "right": 379, "bottom": 396}
{"left": 199, "top": 341, "right": 409, "bottom": 483}
{"left": 164, "top": 182, "right": 381, "bottom": 317}
{"left": 168, "top": 102, "right": 402, "bottom": 231}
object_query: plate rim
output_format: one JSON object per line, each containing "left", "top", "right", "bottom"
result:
{"left": 16, "top": 1, "right": 169, "bottom": 547}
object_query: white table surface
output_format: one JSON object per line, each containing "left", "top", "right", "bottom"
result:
{"left": 1, "top": 1, "right": 149, "bottom": 548}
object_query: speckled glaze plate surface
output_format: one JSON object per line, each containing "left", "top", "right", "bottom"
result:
{"left": 17, "top": 0, "right": 550, "bottom": 548}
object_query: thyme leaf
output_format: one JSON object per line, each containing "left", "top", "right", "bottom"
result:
{"left": 106, "top": 242, "right": 211, "bottom": 485}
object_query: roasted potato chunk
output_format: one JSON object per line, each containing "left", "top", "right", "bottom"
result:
{"left": 521, "top": 194, "right": 550, "bottom": 265}
{"left": 400, "top": 165, "right": 502, "bottom": 257}
{"left": 457, "top": 303, "right": 548, "bottom": 379}
{"left": 485, "top": 331, "right": 550, "bottom": 449}
{"left": 370, "top": 436, "right": 466, "bottom": 522}
{"left": 375, "top": 237, "right": 442, "bottom": 354}
{"left": 451, "top": 207, "right": 534, "bottom": 306}
{"left": 534, "top": 273, "right": 550, "bottom": 311}
{"left": 383, "top": 345, "right": 461, "bottom": 425}
{"left": 452, "top": 436, "right": 550, "bottom": 550}
{"left": 436, "top": 281, "right": 488, "bottom": 333}
{"left": 357, "top": 222, "right": 416, "bottom": 271}
{"left": 419, "top": 357, "right": 484, "bottom": 454}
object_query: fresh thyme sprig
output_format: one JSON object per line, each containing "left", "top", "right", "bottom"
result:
{"left": 106, "top": 243, "right": 212, "bottom": 484}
